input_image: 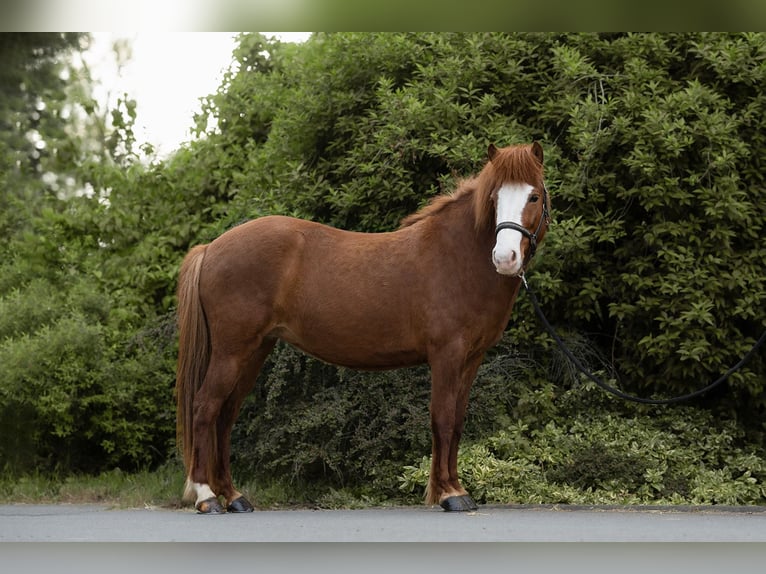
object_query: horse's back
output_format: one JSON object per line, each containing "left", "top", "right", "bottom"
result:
{"left": 202, "top": 215, "right": 410, "bottom": 281}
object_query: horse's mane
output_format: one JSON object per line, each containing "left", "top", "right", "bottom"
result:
{"left": 399, "top": 184, "right": 475, "bottom": 229}
{"left": 400, "top": 144, "right": 544, "bottom": 233}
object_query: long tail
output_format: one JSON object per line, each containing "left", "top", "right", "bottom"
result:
{"left": 175, "top": 244, "right": 210, "bottom": 477}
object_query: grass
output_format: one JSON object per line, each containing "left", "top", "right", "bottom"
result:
{"left": 0, "top": 461, "right": 412, "bottom": 510}
{"left": 0, "top": 462, "right": 187, "bottom": 509}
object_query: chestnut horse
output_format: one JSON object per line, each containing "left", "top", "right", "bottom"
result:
{"left": 176, "top": 142, "right": 550, "bottom": 513}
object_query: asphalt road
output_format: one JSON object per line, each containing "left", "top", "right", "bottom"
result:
{"left": 4, "top": 504, "right": 766, "bottom": 574}
{"left": 2, "top": 503, "right": 766, "bottom": 542}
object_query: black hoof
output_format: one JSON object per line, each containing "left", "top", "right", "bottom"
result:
{"left": 196, "top": 497, "right": 225, "bottom": 514}
{"left": 440, "top": 495, "right": 478, "bottom": 512}
{"left": 227, "top": 496, "right": 254, "bottom": 513}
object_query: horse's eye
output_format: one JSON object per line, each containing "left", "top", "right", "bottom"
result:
{"left": 528, "top": 195, "right": 540, "bottom": 203}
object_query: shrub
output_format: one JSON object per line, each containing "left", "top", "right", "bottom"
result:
{"left": 400, "top": 397, "right": 766, "bottom": 506}
{"left": 230, "top": 343, "right": 433, "bottom": 492}
{"left": 4, "top": 33, "right": 765, "bottom": 503}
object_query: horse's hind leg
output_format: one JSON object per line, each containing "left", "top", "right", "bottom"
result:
{"left": 186, "top": 343, "right": 264, "bottom": 513}
{"left": 212, "top": 339, "right": 276, "bottom": 512}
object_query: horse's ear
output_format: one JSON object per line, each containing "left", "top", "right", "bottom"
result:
{"left": 487, "top": 143, "right": 498, "bottom": 161}
{"left": 531, "top": 141, "right": 544, "bottom": 164}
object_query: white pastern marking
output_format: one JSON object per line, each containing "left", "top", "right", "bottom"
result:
{"left": 187, "top": 481, "right": 217, "bottom": 504}
{"left": 493, "top": 183, "right": 533, "bottom": 275}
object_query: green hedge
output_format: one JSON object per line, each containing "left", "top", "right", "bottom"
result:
{"left": 2, "top": 34, "right": 764, "bottom": 500}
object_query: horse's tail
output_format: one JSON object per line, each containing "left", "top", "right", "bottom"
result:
{"left": 175, "top": 244, "right": 210, "bottom": 478}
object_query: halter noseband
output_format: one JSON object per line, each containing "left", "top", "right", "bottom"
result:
{"left": 494, "top": 182, "right": 550, "bottom": 263}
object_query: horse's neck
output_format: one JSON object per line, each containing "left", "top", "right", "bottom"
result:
{"left": 418, "top": 204, "right": 521, "bottom": 343}
{"left": 428, "top": 200, "right": 516, "bottom": 294}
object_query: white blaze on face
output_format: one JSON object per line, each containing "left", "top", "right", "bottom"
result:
{"left": 492, "top": 183, "right": 534, "bottom": 276}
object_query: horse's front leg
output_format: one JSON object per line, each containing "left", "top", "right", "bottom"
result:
{"left": 427, "top": 350, "right": 484, "bottom": 512}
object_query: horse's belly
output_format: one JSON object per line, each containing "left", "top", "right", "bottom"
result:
{"left": 273, "top": 320, "right": 426, "bottom": 370}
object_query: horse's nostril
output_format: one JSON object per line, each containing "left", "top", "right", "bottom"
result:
{"left": 493, "top": 249, "right": 517, "bottom": 265}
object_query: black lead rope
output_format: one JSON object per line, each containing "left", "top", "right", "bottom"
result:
{"left": 520, "top": 274, "right": 766, "bottom": 405}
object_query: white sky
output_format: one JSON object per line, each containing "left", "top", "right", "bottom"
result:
{"left": 83, "top": 32, "right": 310, "bottom": 158}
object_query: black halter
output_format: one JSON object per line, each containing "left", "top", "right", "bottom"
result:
{"left": 494, "top": 182, "right": 550, "bottom": 262}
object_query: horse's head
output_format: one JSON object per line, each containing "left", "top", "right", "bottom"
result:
{"left": 482, "top": 142, "right": 550, "bottom": 277}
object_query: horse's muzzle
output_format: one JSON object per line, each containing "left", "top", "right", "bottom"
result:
{"left": 492, "top": 249, "right": 523, "bottom": 276}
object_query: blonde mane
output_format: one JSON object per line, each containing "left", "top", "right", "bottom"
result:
{"left": 400, "top": 144, "right": 544, "bottom": 232}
